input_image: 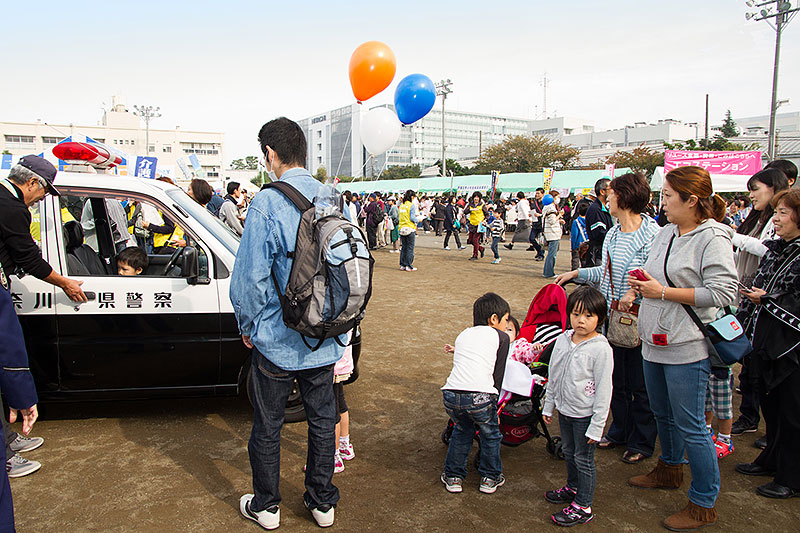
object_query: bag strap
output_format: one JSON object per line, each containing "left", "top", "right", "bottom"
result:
{"left": 265, "top": 180, "right": 313, "bottom": 212}
{"left": 664, "top": 233, "right": 709, "bottom": 337}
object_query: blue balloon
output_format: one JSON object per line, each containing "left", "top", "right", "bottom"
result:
{"left": 394, "top": 74, "right": 436, "bottom": 125}
{"left": 542, "top": 194, "right": 554, "bottom": 206}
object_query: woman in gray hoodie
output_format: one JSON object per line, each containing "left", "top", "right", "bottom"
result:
{"left": 626, "top": 166, "right": 738, "bottom": 532}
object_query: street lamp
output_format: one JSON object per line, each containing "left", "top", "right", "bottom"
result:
{"left": 133, "top": 105, "right": 162, "bottom": 156}
{"left": 745, "top": 1, "right": 799, "bottom": 160}
{"left": 435, "top": 79, "right": 453, "bottom": 179}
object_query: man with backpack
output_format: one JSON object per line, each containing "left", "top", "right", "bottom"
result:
{"left": 220, "top": 181, "right": 244, "bottom": 236}
{"left": 231, "top": 117, "right": 347, "bottom": 530}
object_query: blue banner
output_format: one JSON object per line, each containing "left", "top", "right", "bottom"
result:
{"left": 135, "top": 156, "right": 158, "bottom": 179}
{"left": 188, "top": 154, "right": 201, "bottom": 171}
{"left": 1, "top": 154, "right": 11, "bottom": 170}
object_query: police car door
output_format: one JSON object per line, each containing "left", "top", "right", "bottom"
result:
{"left": 52, "top": 190, "right": 221, "bottom": 394}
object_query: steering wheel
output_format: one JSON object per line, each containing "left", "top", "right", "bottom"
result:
{"left": 162, "top": 246, "right": 185, "bottom": 276}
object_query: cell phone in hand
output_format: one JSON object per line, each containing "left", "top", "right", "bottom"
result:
{"left": 737, "top": 280, "right": 752, "bottom": 292}
{"left": 629, "top": 268, "right": 648, "bottom": 281}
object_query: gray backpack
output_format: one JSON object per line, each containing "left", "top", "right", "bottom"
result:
{"left": 266, "top": 181, "right": 374, "bottom": 351}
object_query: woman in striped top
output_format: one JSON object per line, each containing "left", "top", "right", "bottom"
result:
{"left": 555, "top": 172, "right": 660, "bottom": 464}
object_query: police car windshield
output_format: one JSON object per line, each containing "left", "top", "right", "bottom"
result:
{"left": 165, "top": 189, "right": 240, "bottom": 254}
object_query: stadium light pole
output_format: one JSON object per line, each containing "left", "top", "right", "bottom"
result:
{"left": 133, "top": 105, "right": 162, "bottom": 156}
{"left": 435, "top": 79, "right": 453, "bottom": 182}
{"left": 745, "top": 1, "right": 799, "bottom": 160}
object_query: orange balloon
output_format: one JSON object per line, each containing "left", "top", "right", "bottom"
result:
{"left": 348, "top": 41, "right": 397, "bottom": 103}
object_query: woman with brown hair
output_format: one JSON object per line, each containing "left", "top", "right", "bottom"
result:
{"left": 626, "top": 166, "right": 738, "bottom": 531}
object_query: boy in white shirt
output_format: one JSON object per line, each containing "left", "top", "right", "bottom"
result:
{"left": 441, "top": 293, "right": 511, "bottom": 495}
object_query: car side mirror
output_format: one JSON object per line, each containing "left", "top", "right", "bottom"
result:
{"left": 181, "top": 246, "right": 206, "bottom": 285}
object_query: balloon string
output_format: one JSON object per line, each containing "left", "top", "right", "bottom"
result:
{"left": 334, "top": 125, "right": 352, "bottom": 179}
{"left": 376, "top": 153, "right": 390, "bottom": 180}
{"left": 357, "top": 155, "right": 372, "bottom": 181}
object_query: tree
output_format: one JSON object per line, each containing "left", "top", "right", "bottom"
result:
{"left": 434, "top": 159, "right": 470, "bottom": 176}
{"left": 665, "top": 136, "right": 759, "bottom": 152}
{"left": 720, "top": 110, "right": 738, "bottom": 138}
{"left": 472, "top": 135, "right": 580, "bottom": 174}
{"left": 313, "top": 165, "right": 328, "bottom": 182}
{"left": 604, "top": 145, "right": 664, "bottom": 178}
{"left": 380, "top": 164, "right": 421, "bottom": 180}
{"left": 231, "top": 156, "right": 259, "bottom": 170}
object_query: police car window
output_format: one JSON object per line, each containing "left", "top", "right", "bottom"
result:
{"left": 28, "top": 202, "right": 42, "bottom": 246}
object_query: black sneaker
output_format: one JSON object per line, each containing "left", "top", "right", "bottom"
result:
{"left": 731, "top": 418, "right": 758, "bottom": 435}
{"left": 545, "top": 486, "right": 577, "bottom": 504}
{"left": 535, "top": 256, "right": 545, "bottom": 262}
{"left": 504, "top": 244, "right": 513, "bottom": 250}
{"left": 754, "top": 436, "right": 767, "bottom": 450}
{"left": 552, "top": 505, "right": 593, "bottom": 527}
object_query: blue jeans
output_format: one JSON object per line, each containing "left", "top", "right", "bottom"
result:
{"left": 643, "top": 357, "right": 720, "bottom": 508}
{"left": 248, "top": 351, "right": 339, "bottom": 511}
{"left": 543, "top": 239, "right": 560, "bottom": 277}
{"left": 559, "top": 414, "right": 597, "bottom": 508}
{"left": 400, "top": 233, "right": 415, "bottom": 268}
{"left": 491, "top": 236, "right": 501, "bottom": 259}
{"left": 442, "top": 390, "right": 502, "bottom": 480}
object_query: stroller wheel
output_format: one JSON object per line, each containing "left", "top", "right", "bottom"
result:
{"left": 548, "top": 436, "right": 564, "bottom": 459}
{"left": 554, "top": 437, "right": 565, "bottom": 460}
{"left": 441, "top": 424, "right": 454, "bottom": 445}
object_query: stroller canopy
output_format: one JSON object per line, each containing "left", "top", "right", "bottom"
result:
{"left": 518, "top": 284, "right": 568, "bottom": 343}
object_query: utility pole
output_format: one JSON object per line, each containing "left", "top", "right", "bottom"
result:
{"left": 704, "top": 94, "right": 709, "bottom": 148}
{"left": 435, "top": 79, "right": 453, "bottom": 178}
{"left": 745, "top": 1, "right": 799, "bottom": 160}
{"left": 540, "top": 73, "right": 550, "bottom": 119}
{"left": 133, "top": 104, "right": 161, "bottom": 156}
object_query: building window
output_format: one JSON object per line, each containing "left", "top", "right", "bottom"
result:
{"left": 318, "top": 156, "right": 323, "bottom": 164}
{"left": 131, "top": 140, "right": 135, "bottom": 145}
{"left": 148, "top": 145, "right": 155, "bottom": 153}
{"left": 163, "top": 146, "right": 172, "bottom": 153}
{"left": 4, "top": 135, "right": 35, "bottom": 145}
{"left": 317, "top": 130, "right": 322, "bottom": 138}
{"left": 317, "top": 143, "right": 323, "bottom": 151}
{"left": 42, "top": 136, "right": 66, "bottom": 145}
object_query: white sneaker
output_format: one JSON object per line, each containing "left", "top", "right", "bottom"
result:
{"left": 339, "top": 442, "right": 355, "bottom": 461}
{"left": 9, "top": 434, "right": 44, "bottom": 453}
{"left": 334, "top": 452, "right": 345, "bottom": 473}
{"left": 7, "top": 455, "right": 41, "bottom": 478}
{"left": 305, "top": 501, "right": 335, "bottom": 528}
{"left": 444, "top": 246, "right": 451, "bottom": 250}
{"left": 240, "top": 494, "right": 280, "bottom": 530}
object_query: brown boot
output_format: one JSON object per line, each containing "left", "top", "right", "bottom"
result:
{"left": 628, "top": 459, "right": 683, "bottom": 489}
{"left": 663, "top": 500, "right": 717, "bottom": 531}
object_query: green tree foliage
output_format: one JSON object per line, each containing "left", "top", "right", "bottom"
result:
{"left": 434, "top": 159, "right": 470, "bottom": 176}
{"left": 380, "top": 164, "right": 422, "bottom": 180}
{"left": 605, "top": 145, "right": 664, "bottom": 178}
{"left": 231, "top": 156, "right": 259, "bottom": 170}
{"left": 472, "top": 135, "right": 580, "bottom": 174}
{"left": 720, "top": 110, "right": 739, "bottom": 138}
{"left": 313, "top": 165, "right": 328, "bottom": 182}
{"left": 665, "top": 136, "right": 759, "bottom": 152}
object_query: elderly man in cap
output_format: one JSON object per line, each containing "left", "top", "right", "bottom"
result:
{"left": 0, "top": 155, "right": 86, "bottom": 529}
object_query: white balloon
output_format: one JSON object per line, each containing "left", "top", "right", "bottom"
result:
{"left": 360, "top": 107, "right": 401, "bottom": 156}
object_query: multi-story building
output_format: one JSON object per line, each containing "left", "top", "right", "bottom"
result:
{"left": 0, "top": 96, "right": 224, "bottom": 182}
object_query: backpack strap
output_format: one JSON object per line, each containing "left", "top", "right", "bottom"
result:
{"left": 264, "top": 180, "right": 313, "bottom": 212}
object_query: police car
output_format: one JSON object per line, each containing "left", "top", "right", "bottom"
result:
{"left": 5, "top": 141, "right": 360, "bottom": 420}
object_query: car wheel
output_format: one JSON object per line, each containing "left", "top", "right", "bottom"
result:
{"left": 245, "top": 366, "right": 307, "bottom": 424}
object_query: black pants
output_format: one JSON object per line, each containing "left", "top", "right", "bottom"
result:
{"left": 737, "top": 353, "right": 761, "bottom": 425}
{"left": 754, "top": 366, "right": 800, "bottom": 489}
{"left": 366, "top": 224, "right": 378, "bottom": 249}
{"left": 443, "top": 230, "right": 461, "bottom": 249}
{"left": 527, "top": 225, "right": 544, "bottom": 257}
{"left": 606, "top": 343, "right": 657, "bottom": 456}
{"left": 433, "top": 219, "right": 444, "bottom": 236}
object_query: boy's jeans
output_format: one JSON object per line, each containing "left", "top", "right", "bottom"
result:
{"left": 559, "top": 414, "right": 597, "bottom": 508}
{"left": 491, "top": 236, "right": 501, "bottom": 259}
{"left": 442, "top": 390, "right": 502, "bottom": 480}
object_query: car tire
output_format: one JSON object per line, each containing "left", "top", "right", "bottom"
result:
{"left": 246, "top": 366, "right": 307, "bottom": 423}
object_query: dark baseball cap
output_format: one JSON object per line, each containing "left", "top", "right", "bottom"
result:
{"left": 18, "top": 155, "right": 59, "bottom": 196}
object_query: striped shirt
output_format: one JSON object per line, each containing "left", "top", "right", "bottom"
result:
{"left": 489, "top": 217, "right": 504, "bottom": 238}
{"left": 577, "top": 216, "right": 660, "bottom": 305}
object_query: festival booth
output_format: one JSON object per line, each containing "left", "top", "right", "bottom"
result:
{"left": 650, "top": 150, "right": 764, "bottom": 193}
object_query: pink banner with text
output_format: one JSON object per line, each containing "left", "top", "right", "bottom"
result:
{"left": 664, "top": 150, "right": 762, "bottom": 175}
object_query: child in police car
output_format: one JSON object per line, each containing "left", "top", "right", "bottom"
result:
{"left": 441, "top": 292, "right": 511, "bottom": 494}
{"left": 542, "top": 285, "right": 612, "bottom": 527}
{"left": 117, "top": 246, "right": 148, "bottom": 276}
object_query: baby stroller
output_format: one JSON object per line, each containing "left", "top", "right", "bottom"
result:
{"left": 441, "top": 284, "right": 568, "bottom": 459}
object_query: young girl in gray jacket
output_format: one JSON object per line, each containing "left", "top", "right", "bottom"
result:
{"left": 542, "top": 286, "right": 613, "bottom": 527}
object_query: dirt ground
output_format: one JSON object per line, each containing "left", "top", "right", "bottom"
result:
{"left": 13, "top": 234, "right": 800, "bottom": 532}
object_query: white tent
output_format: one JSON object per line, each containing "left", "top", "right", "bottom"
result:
{"left": 650, "top": 167, "right": 751, "bottom": 193}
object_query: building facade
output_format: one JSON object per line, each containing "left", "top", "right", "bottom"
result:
{"left": 1, "top": 96, "right": 225, "bottom": 182}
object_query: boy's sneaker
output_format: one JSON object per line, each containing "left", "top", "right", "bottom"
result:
{"left": 304, "top": 500, "right": 335, "bottom": 528}
{"left": 479, "top": 474, "right": 505, "bottom": 494}
{"left": 441, "top": 473, "right": 463, "bottom": 493}
{"left": 715, "top": 439, "right": 734, "bottom": 459}
{"left": 7, "top": 455, "right": 41, "bottom": 478}
{"left": 334, "top": 452, "right": 345, "bottom": 473}
{"left": 339, "top": 443, "right": 355, "bottom": 461}
{"left": 545, "top": 486, "right": 577, "bottom": 504}
{"left": 240, "top": 494, "right": 280, "bottom": 530}
{"left": 9, "top": 434, "right": 44, "bottom": 453}
{"left": 552, "top": 504, "right": 594, "bottom": 527}
{"left": 492, "top": 258, "right": 501, "bottom": 264}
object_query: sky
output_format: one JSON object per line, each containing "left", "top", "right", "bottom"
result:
{"left": 2, "top": 0, "right": 799, "bottom": 165}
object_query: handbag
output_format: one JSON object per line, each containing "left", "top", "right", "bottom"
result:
{"left": 385, "top": 216, "right": 395, "bottom": 231}
{"left": 605, "top": 251, "right": 641, "bottom": 348}
{"left": 664, "top": 234, "right": 752, "bottom": 365}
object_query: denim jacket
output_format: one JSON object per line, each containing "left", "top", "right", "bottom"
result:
{"left": 229, "top": 168, "right": 345, "bottom": 370}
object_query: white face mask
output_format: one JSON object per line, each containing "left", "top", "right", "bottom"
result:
{"left": 262, "top": 151, "right": 278, "bottom": 182}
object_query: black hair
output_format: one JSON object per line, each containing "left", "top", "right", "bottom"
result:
{"left": 594, "top": 178, "right": 611, "bottom": 197}
{"left": 473, "top": 292, "right": 511, "bottom": 327}
{"left": 189, "top": 178, "right": 213, "bottom": 205}
{"left": 257, "top": 117, "right": 307, "bottom": 168}
{"left": 403, "top": 189, "right": 415, "bottom": 203}
{"left": 577, "top": 201, "right": 589, "bottom": 216}
{"left": 738, "top": 168, "right": 790, "bottom": 236}
{"left": 471, "top": 191, "right": 483, "bottom": 201}
{"left": 507, "top": 315, "right": 520, "bottom": 339}
{"left": 610, "top": 172, "right": 651, "bottom": 214}
{"left": 226, "top": 181, "right": 240, "bottom": 195}
{"left": 566, "top": 286, "right": 607, "bottom": 331}
{"left": 765, "top": 159, "right": 798, "bottom": 182}
{"left": 516, "top": 191, "right": 526, "bottom": 199}
{"left": 535, "top": 188, "right": 545, "bottom": 194}
{"left": 117, "top": 246, "right": 148, "bottom": 273}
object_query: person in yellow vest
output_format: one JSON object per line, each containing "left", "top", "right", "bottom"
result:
{"left": 466, "top": 191, "right": 489, "bottom": 260}
{"left": 397, "top": 190, "right": 423, "bottom": 271}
